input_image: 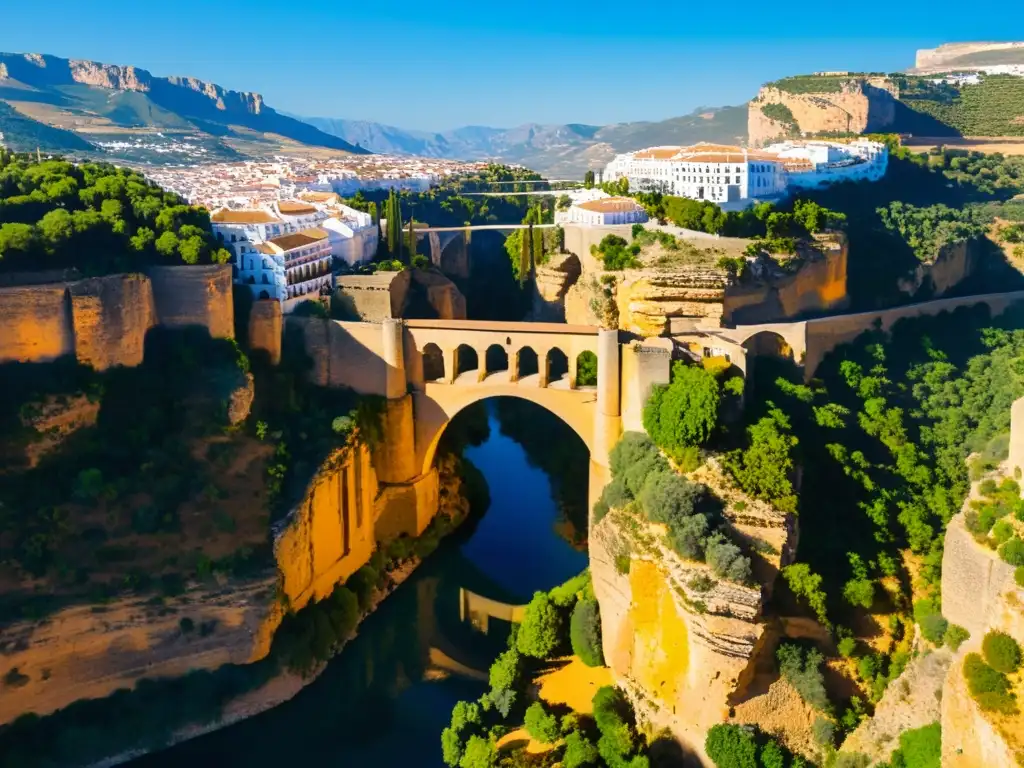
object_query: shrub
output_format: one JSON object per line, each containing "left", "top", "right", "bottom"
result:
{"left": 722, "top": 408, "right": 798, "bottom": 512}
{"left": 570, "top": 598, "right": 604, "bottom": 667}
{"left": 782, "top": 563, "right": 830, "bottom": 626}
{"left": 639, "top": 470, "right": 702, "bottom": 527}
{"left": 913, "top": 600, "right": 948, "bottom": 645}
{"left": 963, "top": 653, "right": 1010, "bottom": 696}
{"left": 600, "top": 477, "right": 633, "bottom": 511}
{"left": 348, "top": 565, "right": 379, "bottom": 611}
{"left": 643, "top": 362, "right": 720, "bottom": 459}
{"left": 943, "top": 624, "right": 970, "bottom": 652}
{"left": 1016, "top": 565, "right": 1024, "bottom": 588}
{"left": 550, "top": 571, "right": 590, "bottom": 608}
{"left": 777, "top": 643, "right": 829, "bottom": 710}
{"left": 999, "top": 537, "right": 1024, "bottom": 566}
{"left": 609, "top": 432, "right": 659, "bottom": 478}
{"left": 562, "top": 730, "right": 600, "bottom": 768}
{"left": 975, "top": 691, "right": 1018, "bottom": 714}
{"left": 517, "top": 592, "right": 563, "bottom": 659}
{"left": 837, "top": 636, "right": 857, "bottom": 658}
{"left": 993, "top": 519, "right": 1016, "bottom": 545}
{"left": 811, "top": 716, "right": 835, "bottom": 748}
{"left": 667, "top": 511, "right": 710, "bottom": 560}
{"left": 704, "top": 723, "right": 758, "bottom": 768}
{"left": 524, "top": 701, "right": 560, "bottom": 744}
{"left": 982, "top": 631, "right": 1022, "bottom": 673}
{"left": 592, "top": 686, "right": 637, "bottom": 760}
{"left": 705, "top": 533, "right": 752, "bottom": 583}
{"left": 891, "top": 722, "right": 941, "bottom": 768}
{"left": 459, "top": 735, "right": 496, "bottom": 768}
{"left": 759, "top": 740, "right": 785, "bottom": 768}
{"left": 488, "top": 648, "right": 522, "bottom": 695}
{"left": 614, "top": 553, "right": 631, "bottom": 575}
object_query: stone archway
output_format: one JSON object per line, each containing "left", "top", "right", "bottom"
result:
{"left": 741, "top": 331, "right": 794, "bottom": 361}
{"left": 423, "top": 343, "right": 445, "bottom": 383}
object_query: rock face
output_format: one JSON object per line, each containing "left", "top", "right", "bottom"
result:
{"left": 747, "top": 79, "right": 898, "bottom": 147}
{"left": 0, "top": 577, "right": 277, "bottom": 725}
{"left": 530, "top": 252, "right": 582, "bottom": 321}
{"left": 0, "top": 266, "right": 235, "bottom": 368}
{"left": 248, "top": 299, "right": 283, "bottom": 365}
{"left": 896, "top": 239, "right": 979, "bottom": 299}
{"left": 17, "top": 393, "right": 101, "bottom": 469}
{"left": 335, "top": 269, "right": 466, "bottom": 322}
{"left": 591, "top": 460, "right": 793, "bottom": 762}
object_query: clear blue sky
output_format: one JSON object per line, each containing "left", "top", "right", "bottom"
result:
{"left": 2, "top": 0, "right": 1021, "bottom": 131}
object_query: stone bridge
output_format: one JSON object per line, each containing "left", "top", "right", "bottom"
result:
{"left": 289, "top": 316, "right": 674, "bottom": 521}
{"left": 413, "top": 224, "right": 557, "bottom": 278}
{"left": 702, "top": 290, "right": 1024, "bottom": 380}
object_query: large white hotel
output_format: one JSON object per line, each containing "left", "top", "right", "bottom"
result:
{"left": 210, "top": 195, "right": 377, "bottom": 312}
{"left": 603, "top": 139, "right": 887, "bottom": 210}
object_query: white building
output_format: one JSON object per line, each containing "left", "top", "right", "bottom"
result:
{"left": 603, "top": 140, "right": 887, "bottom": 210}
{"left": 556, "top": 196, "right": 649, "bottom": 226}
{"left": 211, "top": 198, "right": 378, "bottom": 310}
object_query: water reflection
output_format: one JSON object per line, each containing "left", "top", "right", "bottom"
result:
{"left": 134, "top": 400, "right": 588, "bottom": 767}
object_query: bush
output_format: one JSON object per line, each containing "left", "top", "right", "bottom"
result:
{"left": 704, "top": 723, "right": 758, "bottom": 768}
{"left": 999, "top": 537, "right": 1024, "bottom": 566}
{"left": 517, "top": 592, "right": 563, "bottom": 659}
{"left": 963, "top": 653, "right": 1011, "bottom": 696}
{"left": 459, "top": 735, "right": 496, "bottom": 768}
{"left": 1016, "top": 566, "right": 1024, "bottom": 588}
{"left": 563, "top": 730, "right": 600, "bottom": 768}
{"left": 570, "top": 598, "right": 604, "bottom": 667}
{"left": 705, "top": 533, "right": 752, "bottom": 583}
{"left": 811, "top": 716, "right": 835, "bottom": 748}
{"left": 524, "top": 701, "right": 560, "bottom": 744}
{"left": 609, "top": 432, "right": 668, "bottom": 496}
{"left": 913, "top": 600, "right": 948, "bottom": 645}
{"left": 488, "top": 648, "right": 522, "bottom": 696}
{"left": 993, "top": 519, "right": 1016, "bottom": 545}
{"left": 614, "top": 552, "right": 631, "bottom": 575}
{"left": 639, "top": 470, "right": 702, "bottom": 526}
{"left": 777, "top": 643, "right": 829, "bottom": 710}
{"left": 943, "top": 624, "right": 970, "bottom": 652}
{"left": 890, "top": 721, "right": 941, "bottom": 768}
{"left": 592, "top": 686, "right": 638, "bottom": 763}
{"left": 643, "top": 362, "right": 720, "bottom": 459}
{"left": 722, "top": 408, "right": 798, "bottom": 512}
{"left": 348, "top": 565, "right": 379, "bottom": 611}
{"left": 982, "top": 631, "right": 1022, "bottom": 673}
{"left": 759, "top": 740, "right": 785, "bottom": 768}
{"left": 667, "top": 511, "right": 711, "bottom": 560}
{"left": 837, "top": 636, "right": 857, "bottom": 658}
{"left": 600, "top": 477, "right": 633, "bottom": 512}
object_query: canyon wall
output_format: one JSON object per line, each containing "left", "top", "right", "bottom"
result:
{"left": 896, "top": 239, "right": 977, "bottom": 299}
{"left": 248, "top": 299, "right": 283, "bottom": 365}
{"left": 0, "top": 265, "right": 234, "bottom": 369}
{"left": 590, "top": 460, "right": 793, "bottom": 763}
{"left": 747, "top": 79, "right": 898, "bottom": 147}
{"left": 0, "top": 577, "right": 277, "bottom": 725}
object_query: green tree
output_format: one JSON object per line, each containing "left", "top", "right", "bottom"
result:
{"left": 982, "top": 631, "right": 1022, "bottom": 673}
{"left": 570, "top": 597, "right": 604, "bottom": 666}
{"left": 782, "top": 563, "right": 830, "bottom": 626}
{"left": 154, "top": 230, "right": 180, "bottom": 258}
{"left": 459, "top": 735, "right": 496, "bottom": 768}
{"left": 517, "top": 591, "right": 562, "bottom": 658}
{"left": 642, "top": 361, "right": 720, "bottom": 460}
{"left": 576, "top": 351, "right": 598, "bottom": 386}
{"left": 563, "top": 731, "right": 600, "bottom": 768}
{"left": 524, "top": 701, "right": 560, "bottom": 743}
{"left": 584, "top": 170, "right": 595, "bottom": 189}
{"left": 704, "top": 724, "right": 758, "bottom": 768}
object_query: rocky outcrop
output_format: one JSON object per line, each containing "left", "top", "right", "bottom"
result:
{"left": 227, "top": 373, "right": 255, "bottom": 425}
{"left": 591, "top": 459, "right": 793, "bottom": 762}
{"left": 68, "top": 59, "right": 150, "bottom": 92}
{"left": 530, "top": 252, "right": 582, "bottom": 321}
{"left": 942, "top": 653, "right": 1021, "bottom": 768}
{"left": 0, "top": 266, "right": 234, "bottom": 369}
{"left": 747, "top": 79, "right": 898, "bottom": 147}
{"left": 896, "top": 239, "right": 978, "bottom": 299}
{"left": 17, "top": 393, "right": 101, "bottom": 469}
{"left": 0, "top": 577, "right": 277, "bottom": 724}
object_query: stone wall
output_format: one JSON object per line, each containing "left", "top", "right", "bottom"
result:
{"left": 288, "top": 317, "right": 389, "bottom": 393}
{"left": 248, "top": 299, "right": 283, "bottom": 365}
{"left": 0, "top": 265, "right": 235, "bottom": 369}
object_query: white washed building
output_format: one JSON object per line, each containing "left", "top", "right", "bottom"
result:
{"left": 603, "top": 140, "right": 887, "bottom": 210}
{"left": 557, "top": 196, "right": 649, "bottom": 226}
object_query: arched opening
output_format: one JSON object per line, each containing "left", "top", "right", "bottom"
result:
{"left": 422, "top": 343, "right": 445, "bottom": 383}
{"left": 517, "top": 347, "right": 538, "bottom": 381}
{"left": 547, "top": 348, "right": 569, "bottom": 387}
{"left": 258, "top": 290, "right": 270, "bottom": 300}
{"left": 455, "top": 345, "right": 479, "bottom": 381}
{"left": 576, "top": 350, "right": 598, "bottom": 388}
{"left": 742, "top": 331, "right": 793, "bottom": 361}
{"left": 484, "top": 344, "right": 508, "bottom": 380}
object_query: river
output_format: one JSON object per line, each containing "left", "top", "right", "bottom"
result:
{"left": 132, "top": 399, "right": 588, "bottom": 768}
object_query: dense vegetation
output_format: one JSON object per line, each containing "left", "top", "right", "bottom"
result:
{"left": 0, "top": 151, "right": 231, "bottom": 273}
{"left": 898, "top": 74, "right": 1024, "bottom": 137}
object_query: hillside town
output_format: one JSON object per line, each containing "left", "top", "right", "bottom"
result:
{"left": 144, "top": 154, "right": 491, "bottom": 211}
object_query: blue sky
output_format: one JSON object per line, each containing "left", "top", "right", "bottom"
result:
{"left": 2, "top": 0, "right": 1021, "bottom": 131}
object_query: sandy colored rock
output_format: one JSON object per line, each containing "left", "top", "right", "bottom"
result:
{"left": 733, "top": 677, "right": 819, "bottom": 760}
{"left": 748, "top": 79, "right": 898, "bottom": 147}
{"left": 227, "top": 372, "right": 255, "bottom": 424}
{"left": 248, "top": 299, "right": 283, "bottom": 365}
{"left": 18, "top": 393, "right": 101, "bottom": 468}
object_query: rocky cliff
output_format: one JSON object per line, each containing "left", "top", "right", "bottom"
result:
{"left": 747, "top": 78, "right": 898, "bottom": 147}
{"left": 590, "top": 459, "right": 794, "bottom": 762}
{"left": 896, "top": 239, "right": 979, "bottom": 299}
{"left": 0, "top": 266, "right": 234, "bottom": 369}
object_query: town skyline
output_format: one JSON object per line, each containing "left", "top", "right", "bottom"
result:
{"left": 3, "top": 0, "right": 1022, "bottom": 131}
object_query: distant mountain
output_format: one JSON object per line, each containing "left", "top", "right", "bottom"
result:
{"left": 297, "top": 107, "right": 749, "bottom": 176}
{"left": 0, "top": 52, "right": 368, "bottom": 160}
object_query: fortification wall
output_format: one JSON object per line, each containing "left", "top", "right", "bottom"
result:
{"left": 0, "top": 283, "right": 74, "bottom": 363}
{"left": 68, "top": 274, "right": 154, "bottom": 369}
{"left": 288, "top": 317, "right": 388, "bottom": 393}
{"left": 248, "top": 299, "right": 282, "bottom": 365}
{"left": 147, "top": 265, "right": 234, "bottom": 339}
{"left": 0, "top": 265, "right": 235, "bottom": 368}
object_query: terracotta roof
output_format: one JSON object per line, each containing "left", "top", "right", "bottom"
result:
{"left": 268, "top": 227, "right": 330, "bottom": 252}
{"left": 577, "top": 197, "right": 644, "bottom": 213}
{"left": 277, "top": 201, "right": 319, "bottom": 215}
{"left": 633, "top": 146, "right": 683, "bottom": 160}
{"left": 256, "top": 243, "right": 277, "bottom": 255}
{"left": 211, "top": 208, "right": 280, "bottom": 224}
{"left": 300, "top": 191, "right": 340, "bottom": 203}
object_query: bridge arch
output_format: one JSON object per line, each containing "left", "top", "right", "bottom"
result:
{"left": 422, "top": 343, "right": 445, "bottom": 383}
{"left": 515, "top": 346, "right": 539, "bottom": 381}
{"left": 741, "top": 330, "right": 794, "bottom": 361}
{"left": 483, "top": 344, "right": 509, "bottom": 380}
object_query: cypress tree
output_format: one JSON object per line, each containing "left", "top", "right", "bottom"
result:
{"left": 519, "top": 229, "right": 530, "bottom": 284}
{"left": 407, "top": 219, "right": 416, "bottom": 263}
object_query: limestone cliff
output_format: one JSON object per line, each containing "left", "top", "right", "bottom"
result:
{"left": 590, "top": 459, "right": 794, "bottom": 762}
{"left": 747, "top": 79, "right": 898, "bottom": 147}
{"left": 16, "top": 393, "right": 100, "bottom": 469}
{"left": 940, "top": 474, "right": 1024, "bottom": 766}
{"left": 0, "top": 577, "right": 277, "bottom": 724}
{"left": 896, "top": 239, "right": 979, "bottom": 299}
{"left": 531, "top": 252, "right": 583, "bottom": 322}
{"left": 0, "top": 266, "right": 234, "bottom": 368}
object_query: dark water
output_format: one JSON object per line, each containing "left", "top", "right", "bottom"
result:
{"left": 133, "top": 400, "right": 587, "bottom": 768}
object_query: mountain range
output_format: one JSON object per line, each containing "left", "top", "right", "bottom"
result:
{"left": 294, "top": 108, "right": 748, "bottom": 176}
{"left": 0, "top": 52, "right": 366, "bottom": 162}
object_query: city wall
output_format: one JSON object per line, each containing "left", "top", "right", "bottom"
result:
{"left": 0, "top": 265, "right": 235, "bottom": 369}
